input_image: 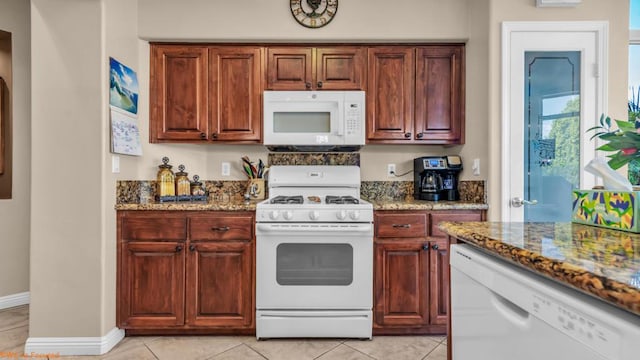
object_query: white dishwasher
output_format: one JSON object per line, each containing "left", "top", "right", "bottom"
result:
{"left": 450, "top": 244, "right": 640, "bottom": 360}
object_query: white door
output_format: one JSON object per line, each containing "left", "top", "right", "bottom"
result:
{"left": 502, "top": 22, "right": 607, "bottom": 222}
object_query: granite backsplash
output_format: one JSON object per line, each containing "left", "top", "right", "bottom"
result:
{"left": 118, "top": 153, "right": 486, "bottom": 204}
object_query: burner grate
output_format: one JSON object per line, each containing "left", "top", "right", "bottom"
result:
{"left": 325, "top": 195, "right": 360, "bottom": 205}
{"left": 270, "top": 195, "right": 304, "bottom": 204}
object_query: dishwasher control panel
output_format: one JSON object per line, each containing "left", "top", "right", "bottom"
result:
{"left": 531, "top": 293, "right": 620, "bottom": 359}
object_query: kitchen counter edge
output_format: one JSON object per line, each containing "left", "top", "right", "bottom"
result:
{"left": 438, "top": 221, "right": 640, "bottom": 317}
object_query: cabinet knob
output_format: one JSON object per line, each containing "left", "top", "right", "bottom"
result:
{"left": 175, "top": 245, "right": 183, "bottom": 253}
{"left": 200, "top": 132, "right": 206, "bottom": 139}
{"left": 404, "top": 132, "right": 411, "bottom": 138}
{"left": 431, "top": 244, "right": 439, "bottom": 250}
{"left": 305, "top": 82, "right": 312, "bottom": 89}
{"left": 189, "top": 244, "right": 196, "bottom": 252}
{"left": 212, "top": 133, "right": 218, "bottom": 139}
{"left": 317, "top": 81, "right": 323, "bottom": 88}
{"left": 416, "top": 133, "right": 424, "bottom": 139}
{"left": 211, "top": 226, "right": 230, "bottom": 232}
{"left": 422, "top": 244, "right": 430, "bottom": 251}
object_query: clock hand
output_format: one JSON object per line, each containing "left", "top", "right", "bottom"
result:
{"left": 306, "top": 0, "right": 322, "bottom": 14}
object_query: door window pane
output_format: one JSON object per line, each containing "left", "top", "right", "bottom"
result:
{"left": 276, "top": 243, "right": 353, "bottom": 286}
{"left": 631, "top": 0, "right": 640, "bottom": 29}
{"left": 524, "top": 51, "right": 581, "bottom": 222}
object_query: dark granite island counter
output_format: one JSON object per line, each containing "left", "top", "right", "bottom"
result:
{"left": 439, "top": 222, "right": 640, "bottom": 316}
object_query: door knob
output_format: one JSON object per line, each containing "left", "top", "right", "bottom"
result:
{"left": 511, "top": 197, "right": 538, "bottom": 208}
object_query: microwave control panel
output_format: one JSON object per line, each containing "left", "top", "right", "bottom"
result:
{"left": 345, "top": 102, "right": 362, "bottom": 135}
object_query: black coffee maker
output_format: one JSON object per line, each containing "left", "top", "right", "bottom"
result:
{"left": 413, "top": 156, "right": 463, "bottom": 201}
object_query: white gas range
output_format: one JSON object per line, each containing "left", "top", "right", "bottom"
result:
{"left": 255, "top": 165, "right": 373, "bottom": 340}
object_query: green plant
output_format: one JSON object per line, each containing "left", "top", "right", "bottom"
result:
{"left": 589, "top": 114, "right": 640, "bottom": 169}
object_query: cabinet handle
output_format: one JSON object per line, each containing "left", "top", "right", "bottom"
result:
{"left": 404, "top": 132, "right": 411, "bottom": 138}
{"left": 431, "top": 244, "right": 439, "bottom": 250}
{"left": 422, "top": 244, "right": 430, "bottom": 251}
{"left": 317, "top": 81, "right": 323, "bottom": 88}
{"left": 200, "top": 132, "right": 206, "bottom": 139}
{"left": 175, "top": 245, "right": 183, "bottom": 252}
{"left": 212, "top": 132, "right": 218, "bottom": 139}
{"left": 392, "top": 224, "right": 411, "bottom": 228}
{"left": 189, "top": 244, "right": 196, "bottom": 252}
{"left": 305, "top": 82, "right": 312, "bottom": 89}
{"left": 211, "top": 226, "right": 230, "bottom": 232}
{"left": 416, "top": 133, "right": 424, "bottom": 139}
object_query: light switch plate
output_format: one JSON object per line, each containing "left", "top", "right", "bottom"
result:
{"left": 536, "top": 0, "right": 581, "bottom": 7}
{"left": 111, "top": 155, "right": 120, "bottom": 174}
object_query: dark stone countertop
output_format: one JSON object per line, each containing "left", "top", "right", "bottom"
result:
{"left": 439, "top": 221, "right": 640, "bottom": 317}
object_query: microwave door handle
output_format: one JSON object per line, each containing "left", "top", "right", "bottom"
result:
{"left": 337, "top": 108, "right": 344, "bottom": 136}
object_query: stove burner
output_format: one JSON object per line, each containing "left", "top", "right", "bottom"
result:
{"left": 325, "top": 195, "right": 360, "bottom": 204}
{"left": 270, "top": 195, "right": 304, "bottom": 204}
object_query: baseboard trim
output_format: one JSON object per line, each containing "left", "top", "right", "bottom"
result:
{"left": 24, "top": 327, "right": 125, "bottom": 356}
{"left": 0, "top": 291, "right": 30, "bottom": 310}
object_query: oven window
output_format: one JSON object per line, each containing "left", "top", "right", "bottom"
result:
{"left": 276, "top": 243, "right": 353, "bottom": 286}
{"left": 273, "top": 112, "right": 331, "bottom": 133}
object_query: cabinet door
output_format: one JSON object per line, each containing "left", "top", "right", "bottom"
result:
{"left": 374, "top": 240, "right": 429, "bottom": 328}
{"left": 150, "top": 45, "right": 208, "bottom": 142}
{"left": 428, "top": 238, "right": 449, "bottom": 325}
{"left": 186, "top": 241, "right": 254, "bottom": 328}
{"left": 414, "top": 46, "right": 464, "bottom": 144}
{"left": 315, "top": 47, "right": 366, "bottom": 90}
{"left": 209, "top": 47, "right": 262, "bottom": 142}
{"left": 266, "top": 47, "right": 313, "bottom": 90}
{"left": 367, "top": 47, "right": 415, "bottom": 142}
{"left": 119, "top": 242, "right": 185, "bottom": 327}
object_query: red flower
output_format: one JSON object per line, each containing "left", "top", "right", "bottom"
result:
{"left": 621, "top": 147, "right": 637, "bottom": 155}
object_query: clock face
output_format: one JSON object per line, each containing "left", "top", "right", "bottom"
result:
{"left": 290, "top": 0, "right": 338, "bottom": 28}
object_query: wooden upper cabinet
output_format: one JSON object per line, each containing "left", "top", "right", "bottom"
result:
{"left": 415, "top": 46, "right": 465, "bottom": 144}
{"left": 150, "top": 44, "right": 262, "bottom": 143}
{"left": 366, "top": 47, "right": 415, "bottom": 141}
{"left": 367, "top": 44, "right": 465, "bottom": 145}
{"left": 266, "top": 46, "right": 366, "bottom": 90}
{"left": 209, "top": 47, "right": 262, "bottom": 142}
{"left": 150, "top": 45, "right": 209, "bottom": 142}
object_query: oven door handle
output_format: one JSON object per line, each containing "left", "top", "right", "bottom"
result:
{"left": 256, "top": 223, "right": 373, "bottom": 233}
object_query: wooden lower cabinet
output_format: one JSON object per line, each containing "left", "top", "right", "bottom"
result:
{"left": 117, "top": 211, "right": 255, "bottom": 334}
{"left": 186, "top": 241, "right": 253, "bottom": 327}
{"left": 373, "top": 209, "right": 484, "bottom": 335}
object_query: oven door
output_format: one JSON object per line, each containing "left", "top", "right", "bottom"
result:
{"left": 256, "top": 223, "right": 373, "bottom": 310}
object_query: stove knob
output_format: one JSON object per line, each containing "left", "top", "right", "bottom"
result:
{"left": 349, "top": 210, "right": 361, "bottom": 220}
{"left": 269, "top": 210, "right": 280, "bottom": 220}
{"left": 283, "top": 210, "right": 294, "bottom": 220}
{"left": 336, "top": 210, "right": 347, "bottom": 220}
{"left": 309, "top": 210, "right": 320, "bottom": 220}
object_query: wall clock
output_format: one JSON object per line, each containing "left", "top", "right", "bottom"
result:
{"left": 290, "top": 0, "right": 338, "bottom": 28}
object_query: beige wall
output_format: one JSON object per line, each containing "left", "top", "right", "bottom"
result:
{"left": 486, "top": 0, "right": 629, "bottom": 220}
{"left": 0, "top": 0, "right": 30, "bottom": 299}
{"left": 23, "top": 0, "right": 630, "bottom": 341}
{"left": 30, "top": 0, "right": 104, "bottom": 337}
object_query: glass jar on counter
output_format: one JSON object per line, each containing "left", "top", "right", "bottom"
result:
{"left": 190, "top": 175, "right": 206, "bottom": 196}
{"left": 175, "top": 164, "right": 191, "bottom": 197}
{"left": 156, "top": 157, "right": 175, "bottom": 197}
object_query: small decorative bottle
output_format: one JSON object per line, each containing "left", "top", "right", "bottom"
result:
{"left": 175, "top": 164, "right": 191, "bottom": 197}
{"left": 156, "top": 157, "right": 175, "bottom": 197}
{"left": 190, "top": 175, "right": 206, "bottom": 196}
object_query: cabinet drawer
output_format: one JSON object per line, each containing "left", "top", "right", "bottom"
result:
{"left": 429, "top": 211, "right": 482, "bottom": 237}
{"left": 121, "top": 216, "right": 187, "bottom": 241}
{"left": 375, "top": 213, "right": 427, "bottom": 238}
{"left": 190, "top": 215, "right": 254, "bottom": 241}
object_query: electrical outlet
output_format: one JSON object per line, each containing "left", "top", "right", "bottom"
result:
{"left": 472, "top": 158, "right": 480, "bottom": 176}
{"left": 387, "top": 164, "right": 396, "bottom": 177}
{"left": 221, "top": 162, "right": 231, "bottom": 176}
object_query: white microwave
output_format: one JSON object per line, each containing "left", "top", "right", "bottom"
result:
{"left": 263, "top": 90, "right": 366, "bottom": 151}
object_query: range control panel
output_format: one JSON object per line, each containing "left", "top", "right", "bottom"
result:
{"left": 531, "top": 293, "right": 620, "bottom": 359}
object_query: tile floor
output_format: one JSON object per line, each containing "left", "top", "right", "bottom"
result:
{"left": 0, "top": 305, "right": 447, "bottom": 360}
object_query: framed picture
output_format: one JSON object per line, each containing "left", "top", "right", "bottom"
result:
{"left": 0, "top": 76, "right": 4, "bottom": 175}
